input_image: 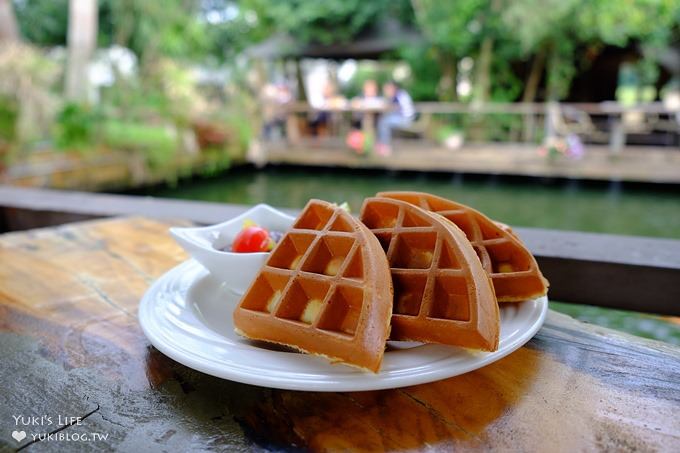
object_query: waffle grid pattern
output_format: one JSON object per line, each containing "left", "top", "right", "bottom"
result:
{"left": 240, "top": 204, "right": 366, "bottom": 338}
{"left": 389, "top": 194, "right": 539, "bottom": 279}
{"left": 376, "top": 192, "right": 549, "bottom": 303}
{"left": 363, "top": 202, "right": 472, "bottom": 322}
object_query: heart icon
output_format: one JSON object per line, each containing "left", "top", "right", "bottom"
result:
{"left": 12, "top": 430, "right": 26, "bottom": 442}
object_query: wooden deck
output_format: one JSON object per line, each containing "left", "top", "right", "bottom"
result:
{"left": 263, "top": 141, "right": 680, "bottom": 184}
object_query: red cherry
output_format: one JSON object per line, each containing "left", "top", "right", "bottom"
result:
{"left": 232, "top": 226, "right": 272, "bottom": 253}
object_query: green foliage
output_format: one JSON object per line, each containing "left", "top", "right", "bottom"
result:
{"left": 98, "top": 58, "right": 199, "bottom": 129}
{"left": 245, "top": 0, "right": 392, "bottom": 44}
{"left": 102, "top": 120, "right": 177, "bottom": 167}
{"left": 200, "top": 147, "right": 233, "bottom": 178}
{"left": 434, "top": 124, "right": 462, "bottom": 142}
{"left": 0, "top": 43, "right": 60, "bottom": 145}
{"left": 0, "top": 97, "right": 18, "bottom": 143}
{"left": 411, "top": 0, "right": 489, "bottom": 56}
{"left": 102, "top": 0, "right": 210, "bottom": 61}
{"left": 502, "top": 0, "right": 680, "bottom": 99}
{"left": 13, "top": 0, "right": 69, "bottom": 46}
{"left": 54, "top": 103, "right": 102, "bottom": 150}
{"left": 226, "top": 113, "right": 254, "bottom": 152}
{"left": 408, "top": 0, "right": 525, "bottom": 102}
{"left": 482, "top": 114, "right": 523, "bottom": 142}
{"left": 406, "top": 0, "right": 680, "bottom": 102}
{"left": 15, "top": 0, "right": 211, "bottom": 62}
{"left": 144, "top": 58, "right": 200, "bottom": 125}
{"left": 489, "top": 56, "right": 522, "bottom": 102}
{"left": 399, "top": 45, "right": 441, "bottom": 101}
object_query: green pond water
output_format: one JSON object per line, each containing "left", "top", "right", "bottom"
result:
{"left": 145, "top": 166, "right": 680, "bottom": 344}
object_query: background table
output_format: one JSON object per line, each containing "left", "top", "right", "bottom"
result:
{"left": 1, "top": 217, "right": 678, "bottom": 451}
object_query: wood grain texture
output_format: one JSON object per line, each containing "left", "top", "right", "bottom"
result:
{"left": 0, "top": 217, "right": 678, "bottom": 452}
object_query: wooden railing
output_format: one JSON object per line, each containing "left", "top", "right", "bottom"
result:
{"left": 281, "top": 101, "right": 680, "bottom": 151}
{"left": 285, "top": 101, "right": 679, "bottom": 115}
{"left": 1, "top": 185, "right": 678, "bottom": 316}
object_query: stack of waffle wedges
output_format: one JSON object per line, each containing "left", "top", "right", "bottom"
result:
{"left": 233, "top": 192, "right": 549, "bottom": 372}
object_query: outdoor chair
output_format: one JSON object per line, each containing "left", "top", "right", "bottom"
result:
{"left": 552, "top": 104, "right": 609, "bottom": 143}
{"left": 393, "top": 112, "right": 433, "bottom": 139}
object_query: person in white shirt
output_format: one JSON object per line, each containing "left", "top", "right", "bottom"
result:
{"left": 376, "top": 80, "right": 415, "bottom": 156}
{"left": 350, "top": 79, "right": 385, "bottom": 128}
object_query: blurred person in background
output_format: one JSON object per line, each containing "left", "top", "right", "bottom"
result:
{"left": 358, "top": 79, "right": 383, "bottom": 108}
{"left": 346, "top": 79, "right": 385, "bottom": 153}
{"left": 376, "top": 80, "right": 414, "bottom": 157}
{"left": 309, "top": 81, "right": 341, "bottom": 137}
{"left": 261, "top": 83, "right": 292, "bottom": 141}
{"left": 350, "top": 79, "right": 384, "bottom": 128}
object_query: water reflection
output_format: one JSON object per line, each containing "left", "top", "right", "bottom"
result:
{"left": 145, "top": 167, "right": 680, "bottom": 239}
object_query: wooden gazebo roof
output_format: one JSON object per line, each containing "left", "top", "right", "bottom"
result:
{"left": 246, "top": 19, "right": 422, "bottom": 60}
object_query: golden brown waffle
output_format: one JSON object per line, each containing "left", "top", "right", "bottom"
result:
{"left": 233, "top": 199, "right": 393, "bottom": 372}
{"left": 377, "top": 191, "right": 549, "bottom": 302}
{"left": 360, "top": 197, "right": 500, "bottom": 351}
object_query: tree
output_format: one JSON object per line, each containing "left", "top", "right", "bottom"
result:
{"left": 102, "top": 0, "right": 210, "bottom": 64}
{"left": 502, "top": 0, "right": 680, "bottom": 101}
{"left": 13, "top": 0, "right": 69, "bottom": 46}
{"left": 409, "top": 0, "right": 524, "bottom": 103}
{"left": 408, "top": 0, "right": 680, "bottom": 104}
{"left": 243, "top": 0, "right": 395, "bottom": 45}
{"left": 65, "top": 0, "right": 98, "bottom": 102}
{"left": 0, "top": 0, "right": 20, "bottom": 42}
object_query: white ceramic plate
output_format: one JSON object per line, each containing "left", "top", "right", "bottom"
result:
{"left": 139, "top": 259, "right": 548, "bottom": 391}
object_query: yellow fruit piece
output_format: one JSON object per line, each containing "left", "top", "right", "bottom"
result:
{"left": 324, "top": 256, "right": 345, "bottom": 276}
{"left": 498, "top": 263, "right": 514, "bottom": 273}
{"left": 266, "top": 290, "right": 282, "bottom": 313}
{"left": 242, "top": 219, "right": 257, "bottom": 228}
{"left": 338, "top": 202, "right": 351, "bottom": 213}
{"left": 410, "top": 250, "right": 433, "bottom": 268}
{"left": 290, "top": 255, "right": 303, "bottom": 269}
{"left": 300, "top": 299, "right": 323, "bottom": 324}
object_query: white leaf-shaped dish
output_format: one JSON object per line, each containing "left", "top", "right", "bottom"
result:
{"left": 170, "top": 204, "right": 295, "bottom": 294}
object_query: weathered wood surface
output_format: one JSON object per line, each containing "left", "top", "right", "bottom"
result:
{"left": 0, "top": 217, "right": 679, "bottom": 452}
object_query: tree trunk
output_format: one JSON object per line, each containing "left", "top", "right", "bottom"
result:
{"left": 65, "top": 0, "right": 98, "bottom": 102}
{"left": 469, "top": 36, "right": 494, "bottom": 141}
{"left": 0, "top": 0, "right": 20, "bottom": 42}
{"left": 473, "top": 36, "right": 494, "bottom": 105}
{"left": 521, "top": 47, "right": 547, "bottom": 141}
{"left": 437, "top": 52, "right": 458, "bottom": 102}
{"left": 113, "top": 0, "right": 135, "bottom": 48}
{"left": 295, "top": 59, "right": 308, "bottom": 103}
{"left": 472, "top": 0, "right": 501, "bottom": 105}
{"left": 522, "top": 47, "right": 546, "bottom": 103}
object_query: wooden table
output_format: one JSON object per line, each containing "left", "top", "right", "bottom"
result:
{"left": 1, "top": 217, "right": 678, "bottom": 452}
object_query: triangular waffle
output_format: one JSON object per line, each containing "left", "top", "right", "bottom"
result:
{"left": 233, "top": 199, "right": 393, "bottom": 372}
{"left": 377, "top": 192, "right": 549, "bottom": 302}
{"left": 360, "top": 197, "right": 500, "bottom": 351}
